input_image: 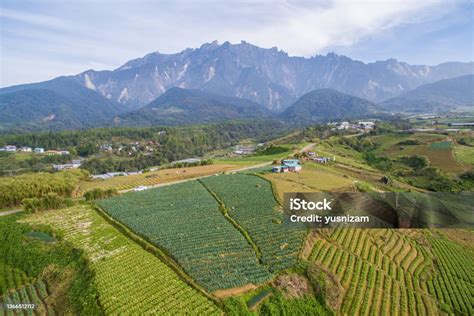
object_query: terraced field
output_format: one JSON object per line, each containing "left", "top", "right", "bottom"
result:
{"left": 307, "top": 228, "right": 473, "bottom": 315}
{"left": 23, "top": 206, "right": 219, "bottom": 315}
{"left": 200, "top": 174, "right": 306, "bottom": 272}
{"left": 0, "top": 263, "right": 31, "bottom": 296}
{"left": 97, "top": 180, "right": 271, "bottom": 292}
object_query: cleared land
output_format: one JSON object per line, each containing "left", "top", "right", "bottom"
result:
{"left": 76, "top": 164, "right": 238, "bottom": 196}
{"left": 264, "top": 163, "right": 354, "bottom": 201}
{"left": 23, "top": 205, "right": 219, "bottom": 315}
{"left": 308, "top": 228, "right": 474, "bottom": 315}
{"left": 371, "top": 134, "right": 467, "bottom": 174}
{"left": 200, "top": 174, "right": 306, "bottom": 272}
{"left": 97, "top": 180, "right": 271, "bottom": 292}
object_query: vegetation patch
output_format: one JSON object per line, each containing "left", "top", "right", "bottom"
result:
{"left": 24, "top": 205, "right": 220, "bottom": 315}
{"left": 200, "top": 174, "right": 306, "bottom": 272}
{"left": 97, "top": 180, "right": 271, "bottom": 291}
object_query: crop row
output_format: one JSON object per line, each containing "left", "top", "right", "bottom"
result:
{"left": 200, "top": 174, "right": 305, "bottom": 272}
{"left": 24, "top": 206, "right": 220, "bottom": 315}
{"left": 0, "top": 280, "right": 50, "bottom": 316}
{"left": 0, "top": 263, "right": 31, "bottom": 297}
{"left": 309, "top": 229, "right": 445, "bottom": 315}
{"left": 97, "top": 180, "right": 272, "bottom": 291}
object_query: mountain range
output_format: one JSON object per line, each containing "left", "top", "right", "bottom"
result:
{"left": 381, "top": 75, "right": 474, "bottom": 113}
{"left": 70, "top": 41, "right": 473, "bottom": 111}
{"left": 0, "top": 41, "right": 473, "bottom": 131}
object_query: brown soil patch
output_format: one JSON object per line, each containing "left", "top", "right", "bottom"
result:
{"left": 308, "top": 263, "right": 345, "bottom": 311}
{"left": 212, "top": 284, "right": 257, "bottom": 298}
{"left": 273, "top": 274, "right": 311, "bottom": 299}
{"left": 436, "top": 228, "right": 474, "bottom": 249}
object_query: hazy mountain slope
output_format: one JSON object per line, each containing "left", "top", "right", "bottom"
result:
{"left": 381, "top": 75, "right": 474, "bottom": 112}
{"left": 71, "top": 41, "right": 473, "bottom": 111}
{"left": 281, "top": 89, "right": 379, "bottom": 124}
{"left": 0, "top": 77, "right": 128, "bottom": 131}
{"left": 115, "top": 87, "right": 273, "bottom": 126}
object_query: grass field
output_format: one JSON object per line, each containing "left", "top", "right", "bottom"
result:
{"left": 23, "top": 205, "right": 220, "bottom": 315}
{"left": 264, "top": 163, "right": 354, "bottom": 200}
{"left": 454, "top": 144, "right": 474, "bottom": 166}
{"left": 215, "top": 145, "right": 295, "bottom": 165}
{"left": 370, "top": 134, "right": 467, "bottom": 174}
{"left": 307, "top": 228, "right": 474, "bottom": 315}
{"left": 76, "top": 164, "right": 238, "bottom": 196}
{"left": 97, "top": 180, "right": 272, "bottom": 292}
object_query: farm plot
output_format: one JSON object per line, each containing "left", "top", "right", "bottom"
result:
{"left": 76, "top": 164, "right": 238, "bottom": 196}
{"left": 97, "top": 180, "right": 271, "bottom": 292}
{"left": 23, "top": 206, "right": 219, "bottom": 315}
{"left": 0, "top": 280, "right": 50, "bottom": 316}
{"left": 264, "top": 163, "right": 354, "bottom": 201}
{"left": 454, "top": 144, "right": 474, "bottom": 166}
{"left": 308, "top": 228, "right": 473, "bottom": 315}
{"left": 0, "top": 262, "right": 31, "bottom": 296}
{"left": 200, "top": 174, "right": 306, "bottom": 272}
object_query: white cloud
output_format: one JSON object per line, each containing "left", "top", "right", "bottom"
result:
{"left": 241, "top": 0, "right": 448, "bottom": 56}
{"left": 0, "top": 0, "right": 465, "bottom": 87}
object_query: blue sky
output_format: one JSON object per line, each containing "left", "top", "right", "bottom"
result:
{"left": 0, "top": 0, "right": 472, "bottom": 87}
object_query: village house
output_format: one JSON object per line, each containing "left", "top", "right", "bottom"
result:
{"left": 34, "top": 147, "right": 45, "bottom": 154}
{"left": 358, "top": 121, "right": 375, "bottom": 130}
{"left": 3, "top": 145, "right": 17, "bottom": 152}
{"left": 313, "top": 157, "right": 331, "bottom": 164}
{"left": 234, "top": 145, "right": 255, "bottom": 155}
{"left": 100, "top": 144, "right": 113, "bottom": 151}
{"left": 19, "top": 146, "right": 32, "bottom": 152}
{"left": 273, "top": 159, "right": 302, "bottom": 173}
{"left": 44, "top": 150, "right": 70, "bottom": 156}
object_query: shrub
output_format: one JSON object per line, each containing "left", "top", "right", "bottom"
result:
{"left": 397, "top": 139, "right": 420, "bottom": 145}
{"left": 398, "top": 155, "right": 429, "bottom": 170}
{"left": 83, "top": 188, "right": 118, "bottom": 201}
{"left": 22, "top": 193, "right": 74, "bottom": 213}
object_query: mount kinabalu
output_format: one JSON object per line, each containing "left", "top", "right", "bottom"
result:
{"left": 71, "top": 41, "right": 474, "bottom": 111}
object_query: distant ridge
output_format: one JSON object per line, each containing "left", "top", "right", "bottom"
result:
{"left": 0, "top": 77, "right": 129, "bottom": 131}
{"left": 281, "top": 89, "right": 379, "bottom": 124}
{"left": 115, "top": 87, "right": 273, "bottom": 126}
{"left": 381, "top": 75, "right": 474, "bottom": 112}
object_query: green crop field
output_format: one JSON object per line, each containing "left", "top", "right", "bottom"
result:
{"left": 97, "top": 180, "right": 272, "bottom": 292}
{"left": 0, "top": 262, "right": 31, "bottom": 297}
{"left": 23, "top": 205, "right": 219, "bottom": 315}
{"left": 307, "top": 229, "right": 473, "bottom": 315}
{"left": 200, "top": 174, "right": 306, "bottom": 272}
{"left": 428, "top": 141, "right": 453, "bottom": 150}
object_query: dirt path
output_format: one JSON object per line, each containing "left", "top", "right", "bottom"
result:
{"left": 0, "top": 209, "right": 23, "bottom": 217}
{"left": 119, "top": 145, "right": 316, "bottom": 194}
{"left": 119, "top": 161, "right": 274, "bottom": 193}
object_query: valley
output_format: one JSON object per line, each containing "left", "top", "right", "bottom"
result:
{"left": 0, "top": 117, "right": 473, "bottom": 315}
